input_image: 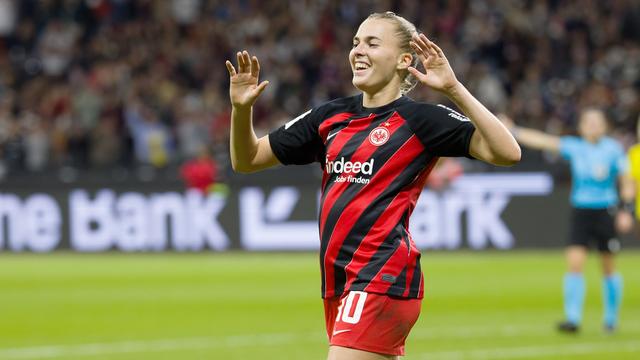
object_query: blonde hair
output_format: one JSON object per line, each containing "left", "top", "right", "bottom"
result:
{"left": 366, "top": 12, "right": 419, "bottom": 94}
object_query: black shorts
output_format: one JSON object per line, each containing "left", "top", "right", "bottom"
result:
{"left": 569, "top": 207, "right": 620, "bottom": 253}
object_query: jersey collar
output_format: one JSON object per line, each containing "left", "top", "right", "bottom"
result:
{"left": 358, "top": 94, "right": 411, "bottom": 114}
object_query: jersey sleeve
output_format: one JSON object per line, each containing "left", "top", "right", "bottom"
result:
{"left": 404, "top": 103, "right": 476, "bottom": 157}
{"left": 559, "top": 136, "right": 580, "bottom": 161}
{"left": 612, "top": 141, "right": 629, "bottom": 176}
{"left": 268, "top": 108, "right": 324, "bottom": 165}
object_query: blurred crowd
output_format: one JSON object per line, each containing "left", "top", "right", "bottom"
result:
{"left": 0, "top": 0, "right": 639, "bottom": 182}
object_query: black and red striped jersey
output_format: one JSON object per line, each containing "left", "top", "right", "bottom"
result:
{"left": 268, "top": 94, "right": 475, "bottom": 299}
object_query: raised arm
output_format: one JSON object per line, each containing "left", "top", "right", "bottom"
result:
{"left": 497, "top": 114, "right": 562, "bottom": 153}
{"left": 408, "top": 34, "right": 520, "bottom": 166}
{"left": 226, "top": 50, "right": 280, "bottom": 173}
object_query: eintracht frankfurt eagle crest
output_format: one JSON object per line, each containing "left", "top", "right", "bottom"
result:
{"left": 369, "top": 126, "right": 390, "bottom": 146}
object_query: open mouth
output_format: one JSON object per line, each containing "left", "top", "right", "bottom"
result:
{"left": 353, "top": 62, "right": 370, "bottom": 76}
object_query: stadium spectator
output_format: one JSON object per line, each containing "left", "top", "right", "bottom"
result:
{"left": 425, "top": 158, "right": 464, "bottom": 191}
{"left": 37, "top": 18, "right": 79, "bottom": 77}
{"left": 89, "top": 113, "right": 123, "bottom": 168}
{"left": 124, "top": 95, "right": 174, "bottom": 168}
{"left": 180, "top": 144, "right": 217, "bottom": 193}
{"left": 175, "top": 93, "right": 211, "bottom": 160}
{"left": 227, "top": 11, "right": 519, "bottom": 360}
{"left": 501, "top": 110, "right": 635, "bottom": 333}
{"left": 22, "top": 111, "right": 48, "bottom": 171}
{"left": 0, "top": 0, "right": 637, "bottom": 180}
{"left": 0, "top": 0, "right": 17, "bottom": 37}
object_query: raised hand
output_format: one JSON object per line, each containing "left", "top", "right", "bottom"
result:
{"left": 408, "top": 33, "right": 459, "bottom": 94}
{"left": 226, "top": 50, "right": 269, "bottom": 108}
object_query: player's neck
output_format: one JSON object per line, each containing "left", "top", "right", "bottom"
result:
{"left": 583, "top": 135, "right": 602, "bottom": 144}
{"left": 362, "top": 86, "right": 402, "bottom": 109}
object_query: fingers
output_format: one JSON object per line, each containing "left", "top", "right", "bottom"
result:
{"left": 407, "top": 66, "right": 427, "bottom": 82}
{"left": 225, "top": 60, "right": 236, "bottom": 76}
{"left": 409, "top": 35, "right": 428, "bottom": 61}
{"left": 251, "top": 55, "right": 260, "bottom": 78}
{"left": 236, "top": 51, "right": 247, "bottom": 73}
{"left": 418, "top": 33, "right": 438, "bottom": 58}
{"left": 409, "top": 41, "right": 428, "bottom": 62}
{"left": 234, "top": 50, "right": 261, "bottom": 77}
{"left": 421, "top": 33, "right": 442, "bottom": 57}
{"left": 237, "top": 50, "right": 252, "bottom": 73}
{"left": 429, "top": 39, "right": 445, "bottom": 57}
{"left": 242, "top": 51, "right": 251, "bottom": 73}
{"left": 411, "top": 33, "right": 440, "bottom": 59}
{"left": 254, "top": 80, "right": 269, "bottom": 97}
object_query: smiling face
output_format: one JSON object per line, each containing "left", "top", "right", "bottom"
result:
{"left": 349, "top": 18, "right": 412, "bottom": 96}
{"left": 578, "top": 109, "right": 608, "bottom": 142}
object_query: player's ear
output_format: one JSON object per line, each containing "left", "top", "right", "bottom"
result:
{"left": 397, "top": 52, "right": 412, "bottom": 70}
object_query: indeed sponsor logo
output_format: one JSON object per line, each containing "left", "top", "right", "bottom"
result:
{"left": 325, "top": 156, "right": 374, "bottom": 185}
{"left": 325, "top": 156, "right": 374, "bottom": 175}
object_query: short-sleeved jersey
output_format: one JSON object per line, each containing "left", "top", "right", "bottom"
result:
{"left": 269, "top": 94, "right": 475, "bottom": 299}
{"left": 628, "top": 143, "right": 640, "bottom": 217}
{"left": 559, "top": 136, "right": 628, "bottom": 209}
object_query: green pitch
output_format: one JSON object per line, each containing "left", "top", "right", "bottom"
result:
{"left": 1, "top": 251, "right": 639, "bottom": 359}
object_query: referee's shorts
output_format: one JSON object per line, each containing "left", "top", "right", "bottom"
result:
{"left": 568, "top": 207, "right": 620, "bottom": 253}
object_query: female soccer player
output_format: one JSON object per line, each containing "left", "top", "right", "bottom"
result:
{"left": 501, "top": 110, "right": 635, "bottom": 333}
{"left": 227, "top": 12, "right": 520, "bottom": 360}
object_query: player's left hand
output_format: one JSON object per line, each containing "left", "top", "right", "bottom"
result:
{"left": 408, "top": 33, "right": 459, "bottom": 94}
{"left": 615, "top": 210, "right": 634, "bottom": 234}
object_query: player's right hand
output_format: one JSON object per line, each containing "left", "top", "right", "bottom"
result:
{"left": 226, "top": 50, "right": 269, "bottom": 108}
{"left": 615, "top": 210, "right": 634, "bottom": 234}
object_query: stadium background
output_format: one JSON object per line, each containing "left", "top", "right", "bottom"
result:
{"left": 1, "top": 0, "right": 640, "bottom": 359}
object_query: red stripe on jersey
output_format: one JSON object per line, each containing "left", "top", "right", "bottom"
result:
{"left": 318, "top": 112, "right": 355, "bottom": 142}
{"left": 341, "top": 190, "right": 411, "bottom": 291}
{"left": 405, "top": 159, "right": 437, "bottom": 220}
{"left": 362, "top": 239, "right": 408, "bottom": 294}
{"left": 319, "top": 113, "right": 404, "bottom": 242}
{"left": 399, "top": 231, "right": 414, "bottom": 295}
{"left": 319, "top": 113, "right": 380, "bottom": 236}
{"left": 401, "top": 239, "right": 420, "bottom": 297}
{"left": 401, "top": 158, "right": 438, "bottom": 297}
{"left": 319, "top": 113, "right": 365, "bottom": 195}
{"left": 323, "top": 133, "right": 425, "bottom": 297}
{"left": 342, "top": 157, "right": 437, "bottom": 295}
